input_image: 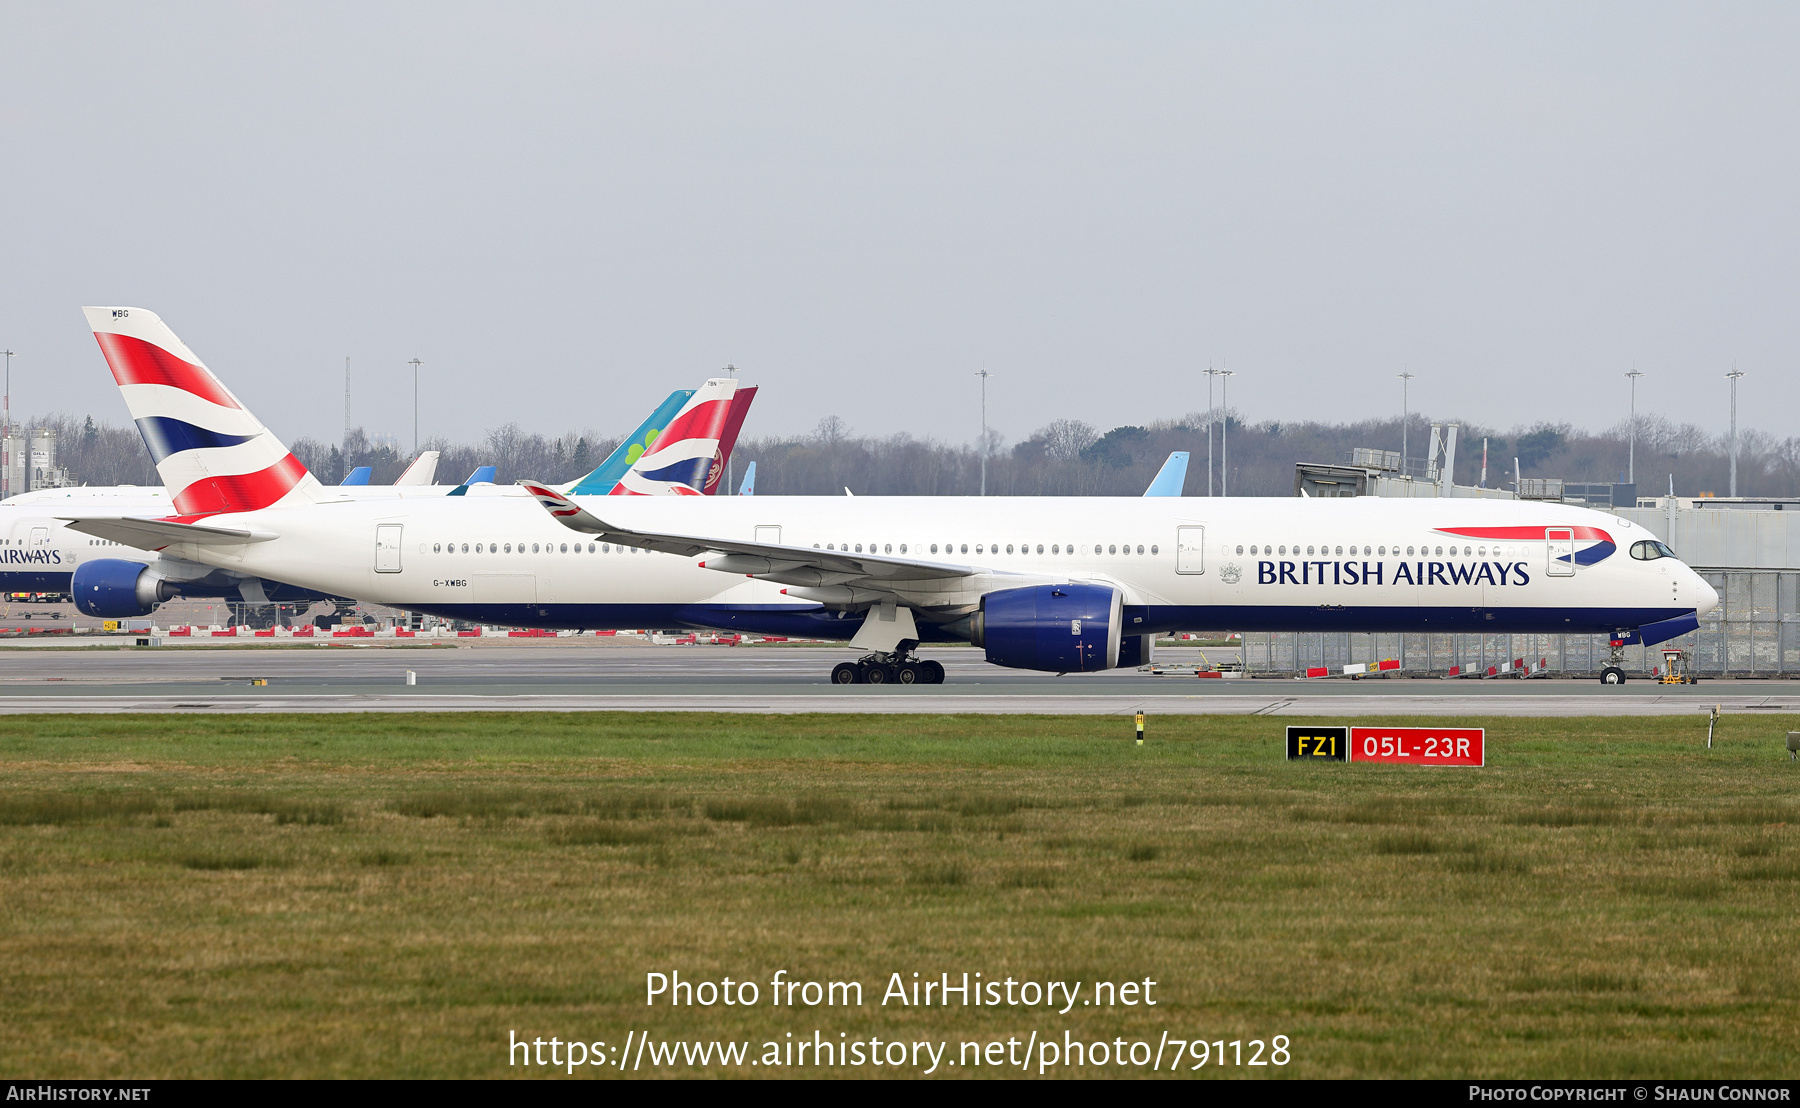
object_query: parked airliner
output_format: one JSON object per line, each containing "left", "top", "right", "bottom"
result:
{"left": 65, "top": 307, "right": 1716, "bottom": 685}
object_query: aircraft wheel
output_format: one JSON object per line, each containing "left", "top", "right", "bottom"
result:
{"left": 922, "top": 660, "right": 946, "bottom": 684}
{"left": 1600, "top": 666, "right": 1626, "bottom": 685}
{"left": 896, "top": 663, "right": 921, "bottom": 685}
{"left": 864, "top": 663, "right": 891, "bottom": 684}
{"left": 831, "top": 662, "right": 860, "bottom": 685}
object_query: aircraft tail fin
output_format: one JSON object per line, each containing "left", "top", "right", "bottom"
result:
{"left": 609, "top": 378, "right": 739, "bottom": 496}
{"left": 447, "top": 465, "right": 497, "bottom": 497}
{"left": 564, "top": 389, "right": 694, "bottom": 495}
{"left": 709, "top": 385, "right": 757, "bottom": 494}
{"left": 738, "top": 460, "right": 756, "bottom": 496}
{"left": 82, "top": 306, "right": 328, "bottom": 516}
{"left": 394, "top": 450, "right": 439, "bottom": 485}
{"left": 340, "top": 466, "right": 372, "bottom": 486}
{"left": 1143, "top": 451, "right": 1188, "bottom": 496}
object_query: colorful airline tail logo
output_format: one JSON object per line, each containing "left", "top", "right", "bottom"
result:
{"left": 83, "top": 306, "right": 324, "bottom": 517}
{"left": 1436, "top": 525, "right": 1616, "bottom": 566}
{"left": 610, "top": 378, "right": 740, "bottom": 496}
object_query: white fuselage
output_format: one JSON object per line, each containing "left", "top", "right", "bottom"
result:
{"left": 139, "top": 490, "right": 1716, "bottom": 639}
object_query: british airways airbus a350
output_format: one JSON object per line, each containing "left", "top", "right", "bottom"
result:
{"left": 64, "top": 307, "right": 1716, "bottom": 685}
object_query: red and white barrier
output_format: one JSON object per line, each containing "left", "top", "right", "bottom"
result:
{"left": 1301, "top": 659, "right": 1401, "bottom": 679}
{"left": 1446, "top": 657, "right": 1548, "bottom": 679}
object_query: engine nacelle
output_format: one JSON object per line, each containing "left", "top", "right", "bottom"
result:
{"left": 971, "top": 583, "right": 1122, "bottom": 672}
{"left": 72, "top": 559, "right": 170, "bottom": 617}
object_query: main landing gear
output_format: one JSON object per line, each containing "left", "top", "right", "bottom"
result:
{"left": 830, "top": 649, "right": 945, "bottom": 685}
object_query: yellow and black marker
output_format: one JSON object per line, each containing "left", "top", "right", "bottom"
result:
{"left": 1285, "top": 725, "right": 1347, "bottom": 761}
{"left": 1135, "top": 712, "right": 1145, "bottom": 745}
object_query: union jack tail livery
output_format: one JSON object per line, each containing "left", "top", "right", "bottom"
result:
{"left": 609, "top": 377, "right": 742, "bottom": 496}
{"left": 83, "top": 307, "right": 328, "bottom": 517}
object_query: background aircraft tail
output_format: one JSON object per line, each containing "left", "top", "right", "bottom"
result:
{"left": 564, "top": 389, "right": 693, "bottom": 495}
{"left": 1143, "top": 452, "right": 1188, "bottom": 496}
{"left": 609, "top": 378, "right": 740, "bottom": 496}
{"left": 708, "top": 386, "right": 757, "bottom": 494}
{"left": 82, "top": 306, "right": 328, "bottom": 516}
{"left": 394, "top": 450, "right": 440, "bottom": 485}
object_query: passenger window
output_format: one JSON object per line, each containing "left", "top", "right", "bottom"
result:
{"left": 433, "top": 543, "right": 441, "bottom": 553}
{"left": 1334, "top": 546, "right": 1342, "bottom": 555}
{"left": 930, "top": 544, "right": 938, "bottom": 553}
{"left": 1036, "top": 544, "right": 1044, "bottom": 554}
{"left": 899, "top": 544, "right": 907, "bottom": 554}
{"left": 1435, "top": 546, "right": 1443, "bottom": 556}
{"left": 976, "top": 545, "right": 984, "bottom": 554}
{"left": 1136, "top": 545, "right": 1144, "bottom": 555}
{"left": 960, "top": 544, "right": 968, "bottom": 554}
{"left": 1051, "top": 544, "right": 1059, "bottom": 554}
{"left": 1236, "top": 545, "right": 1244, "bottom": 555}
{"left": 461, "top": 543, "right": 469, "bottom": 554}
{"left": 560, "top": 543, "right": 568, "bottom": 553}
{"left": 1006, "top": 544, "right": 1014, "bottom": 554}
{"left": 1150, "top": 545, "right": 1158, "bottom": 555}
{"left": 884, "top": 544, "right": 891, "bottom": 554}
{"left": 532, "top": 543, "right": 540, "bottom": 553}
{"left": 1108, "top": 545, "right": 1116, "bottom": 555}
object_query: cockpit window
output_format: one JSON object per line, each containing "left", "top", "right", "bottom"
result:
{"left": 1630, "top": 540, "right": 1676, "bottom": 561}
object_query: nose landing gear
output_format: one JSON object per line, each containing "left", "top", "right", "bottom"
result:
{"left": 1599, "top": 637, "right": 1628, "bottom": 685}
{"left": 829, "top": 648, "right": 945, "bottom": 685}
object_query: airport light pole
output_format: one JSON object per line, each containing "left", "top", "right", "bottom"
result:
{"left": 1204, "top": 367, "right": 1225, "bottom": 496}
{"left": 1625, "top": 368, "right": 1644, "bottom": 485}
{"left": 408, "top": 358, "right": 423, "bottom": 458}
{"left": 976, "top": 366, "right": 992, "bottom": 496}
{"left": 1397, "top": 372, "right": 1415, "bottom": 476}
{"left": 1219, "top": 369, "right": 1235, "bottom": 496}
{"left": 1, "top": 349, "right": 12, "bottom": 499}
{"left": 724, "top": 363, "right": 737, "bottom": 495}
{"left": 1727, "top": 368, "right": 1745, "bottom": 497}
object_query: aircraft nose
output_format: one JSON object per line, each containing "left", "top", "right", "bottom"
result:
{"left": 1691, "top": 570, "right": 1719, "bottom": 617}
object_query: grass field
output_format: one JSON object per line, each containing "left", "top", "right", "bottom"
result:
{"left": 1, "top": 711, "right": 1797, "bottom": 1079}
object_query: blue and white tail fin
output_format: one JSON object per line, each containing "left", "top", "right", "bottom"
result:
{"left": 340, "top": 467, "right": 372, "bottom": 486}
{"left": 447, "top": 465, "right": 497, "bottom": 497}
{"left": 737, "top": 460, "right": 756, "bottom": 496}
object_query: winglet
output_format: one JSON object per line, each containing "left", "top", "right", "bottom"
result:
{"left": 519, "top": 481, "right": 609, "bottom": 533}
{"left": 1143, "top": 451, "right": 1188, "bottom": 496}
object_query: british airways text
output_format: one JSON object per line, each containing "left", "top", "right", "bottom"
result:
{"left": 1256, "top": 560, "right": 1532, "bottom": 586}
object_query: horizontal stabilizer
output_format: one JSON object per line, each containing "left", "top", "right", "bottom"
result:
{"left": 61, "top": 515, "right": 278, "bottom": 550}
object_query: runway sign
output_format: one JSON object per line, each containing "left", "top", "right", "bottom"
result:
{"left": 1287, "top": 725, "right": 1485, "bottom": 767}
{"left": 1285, "top": 725, "right": 1348, "bottom": 761}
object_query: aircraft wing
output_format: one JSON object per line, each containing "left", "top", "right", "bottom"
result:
{"left": 60, "top": 516, "right": 278, "bottom": 549}
{"left": 519, "top": 482, "right": 977, "bottom": 583}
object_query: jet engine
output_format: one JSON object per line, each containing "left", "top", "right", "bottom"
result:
{"left": 72, "top": 559, "right": 172, "bottom": 617}
{"left": 969, "top": 583, "right": 1122, "bottom": 672}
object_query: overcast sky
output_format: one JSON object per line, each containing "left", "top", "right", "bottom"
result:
{"left": 2, "top": 3, "right": 1795, "bottom": 451}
